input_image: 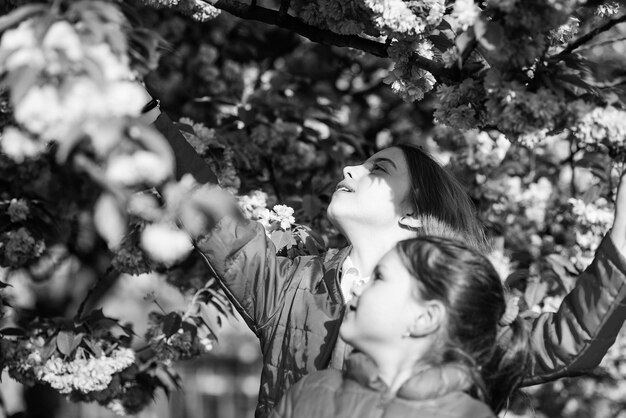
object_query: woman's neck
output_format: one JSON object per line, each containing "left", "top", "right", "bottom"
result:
{"left": 348, "top": 243, "right": 391, "bottom": 277}
{"left": 343, "top": 221, "right": 415, "bottom": 276}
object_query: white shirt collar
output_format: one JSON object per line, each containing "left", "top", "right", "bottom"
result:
{"left": 341, "top": 255, "right": 371, "bottom": 303}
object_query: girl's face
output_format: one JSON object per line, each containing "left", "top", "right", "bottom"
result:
{"left": 327, "top": 147, "right": 412, "bottom": 231}
{"left": 340, "top": 248, "right": 425, "bottom": 353}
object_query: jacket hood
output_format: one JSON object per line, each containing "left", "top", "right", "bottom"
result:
{"left": 345, "top": 351, "right": 476, "bottom": 401}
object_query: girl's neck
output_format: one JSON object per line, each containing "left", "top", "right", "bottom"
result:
{"left": 372, "top": 348, "right": 424, "bottom": 394}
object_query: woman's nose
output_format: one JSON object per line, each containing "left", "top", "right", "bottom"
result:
{"left": 343, "top": 164, "right": 365, "bottom": 179}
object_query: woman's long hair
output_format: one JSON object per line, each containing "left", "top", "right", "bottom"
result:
{"left": 396, "top": 236, "right": 531, "bottom": 413}
{"left": 397, "top": 144, "right": 490, "bottom": 252}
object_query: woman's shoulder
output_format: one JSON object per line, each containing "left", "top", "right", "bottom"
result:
{"left": 297, "top": 369, "right": 344, "bottom": 390}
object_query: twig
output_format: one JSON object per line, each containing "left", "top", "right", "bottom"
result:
{"left": 576, "top": 35, "right": 626, "bottom": 52}
{"left": 204, "top": 0, "right": 453, "bottom": 79}
{"left": 553, "top": 13, "right": 626, "bottom": 59}
{"left": 75, "top": 266, "right": 115, "bottom": 320}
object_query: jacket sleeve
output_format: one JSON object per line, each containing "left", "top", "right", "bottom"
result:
{"left": 195, "top": 213, "right": 307, "bottom": 335}
{"left": 523, "top": 233, "right": 626, "bottom": 385}
{"left": 152, "top": 112, "right": 218, "bottom": 184}
{"left": 268, "top": 377, "right": 305, "bottom": 418}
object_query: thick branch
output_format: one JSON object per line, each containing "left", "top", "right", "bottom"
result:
{"left": 554, "top": 13, "right": 626, "bottom": 59}
{"left": 205, "top": 0, "right": 452, "bottom": 79}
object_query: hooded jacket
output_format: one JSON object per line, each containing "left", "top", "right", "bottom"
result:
{"left": 268, "top": 352, "right": 495, "bottom": 418}
{"left": 196, "top": 214, "right": 626, "bottom": 418}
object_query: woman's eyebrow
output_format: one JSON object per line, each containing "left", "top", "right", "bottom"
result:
{"left": 372, "top": 157, "right": 397, "bottom": 170}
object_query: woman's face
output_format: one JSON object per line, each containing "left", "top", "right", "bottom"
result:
{"left": 327, "top": 147, "right": 412, "bottom": 231}
{"left": 339, "top": 248, "right": 423, "bottom": 352}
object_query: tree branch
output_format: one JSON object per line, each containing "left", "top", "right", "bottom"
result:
{"left": 554, "top": 13, "right": 626, "bottom": 59}
{"left": 204, "top": 0, "right": 452, "bottom": 79}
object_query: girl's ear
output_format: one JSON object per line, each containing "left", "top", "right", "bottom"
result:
{"left": 406, "top": 300, "right": 445, "bottom": 338}
{"left": 399, "top": 214, "right": 422, "bottom": 231}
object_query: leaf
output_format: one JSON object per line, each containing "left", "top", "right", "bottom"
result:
{"left": 437, "top": 18, "right": 452, "bottom": 31}
{"left": 153, "top": 365, "right": 182, "bottom": 398}
{"left": 181, "top": 321, "right": 197, "bottom": 339}
{"left": 56, "top": 331, "right": 76, "bottom": 356}
{"left": 581, "top": 183, "right": 602, "bottom": 205}
{"left": 271, "top": 230, "right": 292, "bottom": 251}
{"left": 428, "top": 34, "right": 454, "bottom": 52}
{"left": 70, "top": 333, "right": 84, "bottom": 354}
{"left": 524, "top": 280, "right": 548, "bottom": 309}
{"left": 84, "top": 338, "right": 104, "bottom": 358}
{"left": 455, "top": 31, "right": 475, "bottom": 57}
{"left": 473, "top": 16, "right": 504, "bottom": 51}
{"left": 0, "top": 4, "right": 47, "bottom": 34}
{"left": 575, "top": 152, "right": 611, "bottom": 182}
{"left": 93, "top": 193, "right": 127, "bottom": 251}
{"left": 4, "top": 65, "right": 42, "bottom": 106}
{"left": 40, "top": 339, "right": 58, "bottom": 361}
{"left": 555, "top": 73, "right": 597, "bottom": 94}
{"left": 162, "top": 312, "right": 182, "bottom": 338}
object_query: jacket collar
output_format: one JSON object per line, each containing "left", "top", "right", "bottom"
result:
{"left": 344, "top": 351, "right": 475, "bottom": 401}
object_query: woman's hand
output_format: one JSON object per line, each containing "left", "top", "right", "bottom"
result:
{"left": 610, "top": 169, "right": 626, "bottom": 255}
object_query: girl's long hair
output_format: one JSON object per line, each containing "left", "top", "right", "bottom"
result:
{"left": 396, "top": 236, "right": 531, "bottom": 413}
{"left": 397, "top": 144, "right": 490, "bottom": 252}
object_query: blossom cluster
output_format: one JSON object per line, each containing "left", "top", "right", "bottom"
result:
{"left": 36, "top": 348, "right": 135, "bottom": 394}
{"left": 0, "top": 327, "right": 155, "bottom": 416}
{"left": 292, "top": 0, "right": 372, "bottom": 35}
{"left": 238, "top": 190, "right": 296, "bottom": 231}
{"left": 434, "top": 78, "right": 486, "bottom": 131}
{"left": 484, "top": 71, "right": 564, "bottom": 147}
{"left": 385, "top": 40, "right": 436, "bottom": 102}
{"left": 568, "top": 197, "right": 614, "bottom": 269}
{"left": 570, "top": 103, "right": 626, "bottom": 151}
{"left": 0, "top": 18, "right": 145, "bottom": 145}
{"left": 138, "top": 0, "right": 220, "bottom": 21}
{"left": 459, "top": 129, "right": 511, "bottom": 170}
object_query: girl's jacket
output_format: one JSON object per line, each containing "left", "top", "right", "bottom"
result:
{"left": 268, "top": 352, "right": 495, "bottom": 418}
{"left": 196, "top": 214, "right": 626, "bottom": 418}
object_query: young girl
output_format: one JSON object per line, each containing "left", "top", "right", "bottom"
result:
{"left": 269, "top": 236, "right": 530, "bottom": 418}
{"left": 192, "top": 144, "right": 626, "bottom": 418}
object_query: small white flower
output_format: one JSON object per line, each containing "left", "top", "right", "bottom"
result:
{"left": 450, "top": 0, "right": 481, "bottom": 31}
{"left": 303, "top": 119, "right": 331, "bottom": 140}
{"left": 0, "top": 20, "right": 45, "bottom": 71}
{"left": 106, "top": 151, "right": 171, "bottom": 187}
{"left": 272, "top": 205, "right": 296, "bottom": 230}
{"left": 140, "top": 223, "right": 193, "bottom": 267}
{"left": 0, "top": 127, "right": 46, "bottom": 162}
{"left": 42, "top": 21, "right": 83, "bottom": 62}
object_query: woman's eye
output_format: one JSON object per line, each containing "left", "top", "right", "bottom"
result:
{"left": 372, "top": 164, "right": 387, "bottom": 173}
{"left": 373, "top": 272, "right": 383, "bottom": 281}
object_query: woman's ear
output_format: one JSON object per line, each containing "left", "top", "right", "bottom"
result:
{"left": 399, "top": 213, "right": 422, "bottom": 231}
{"left": 406, "top": 300, "right": 445, "bottom": 338}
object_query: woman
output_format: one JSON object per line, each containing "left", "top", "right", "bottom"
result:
{"left": 192, "top": 144, "right": 626, "bottom": 417}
